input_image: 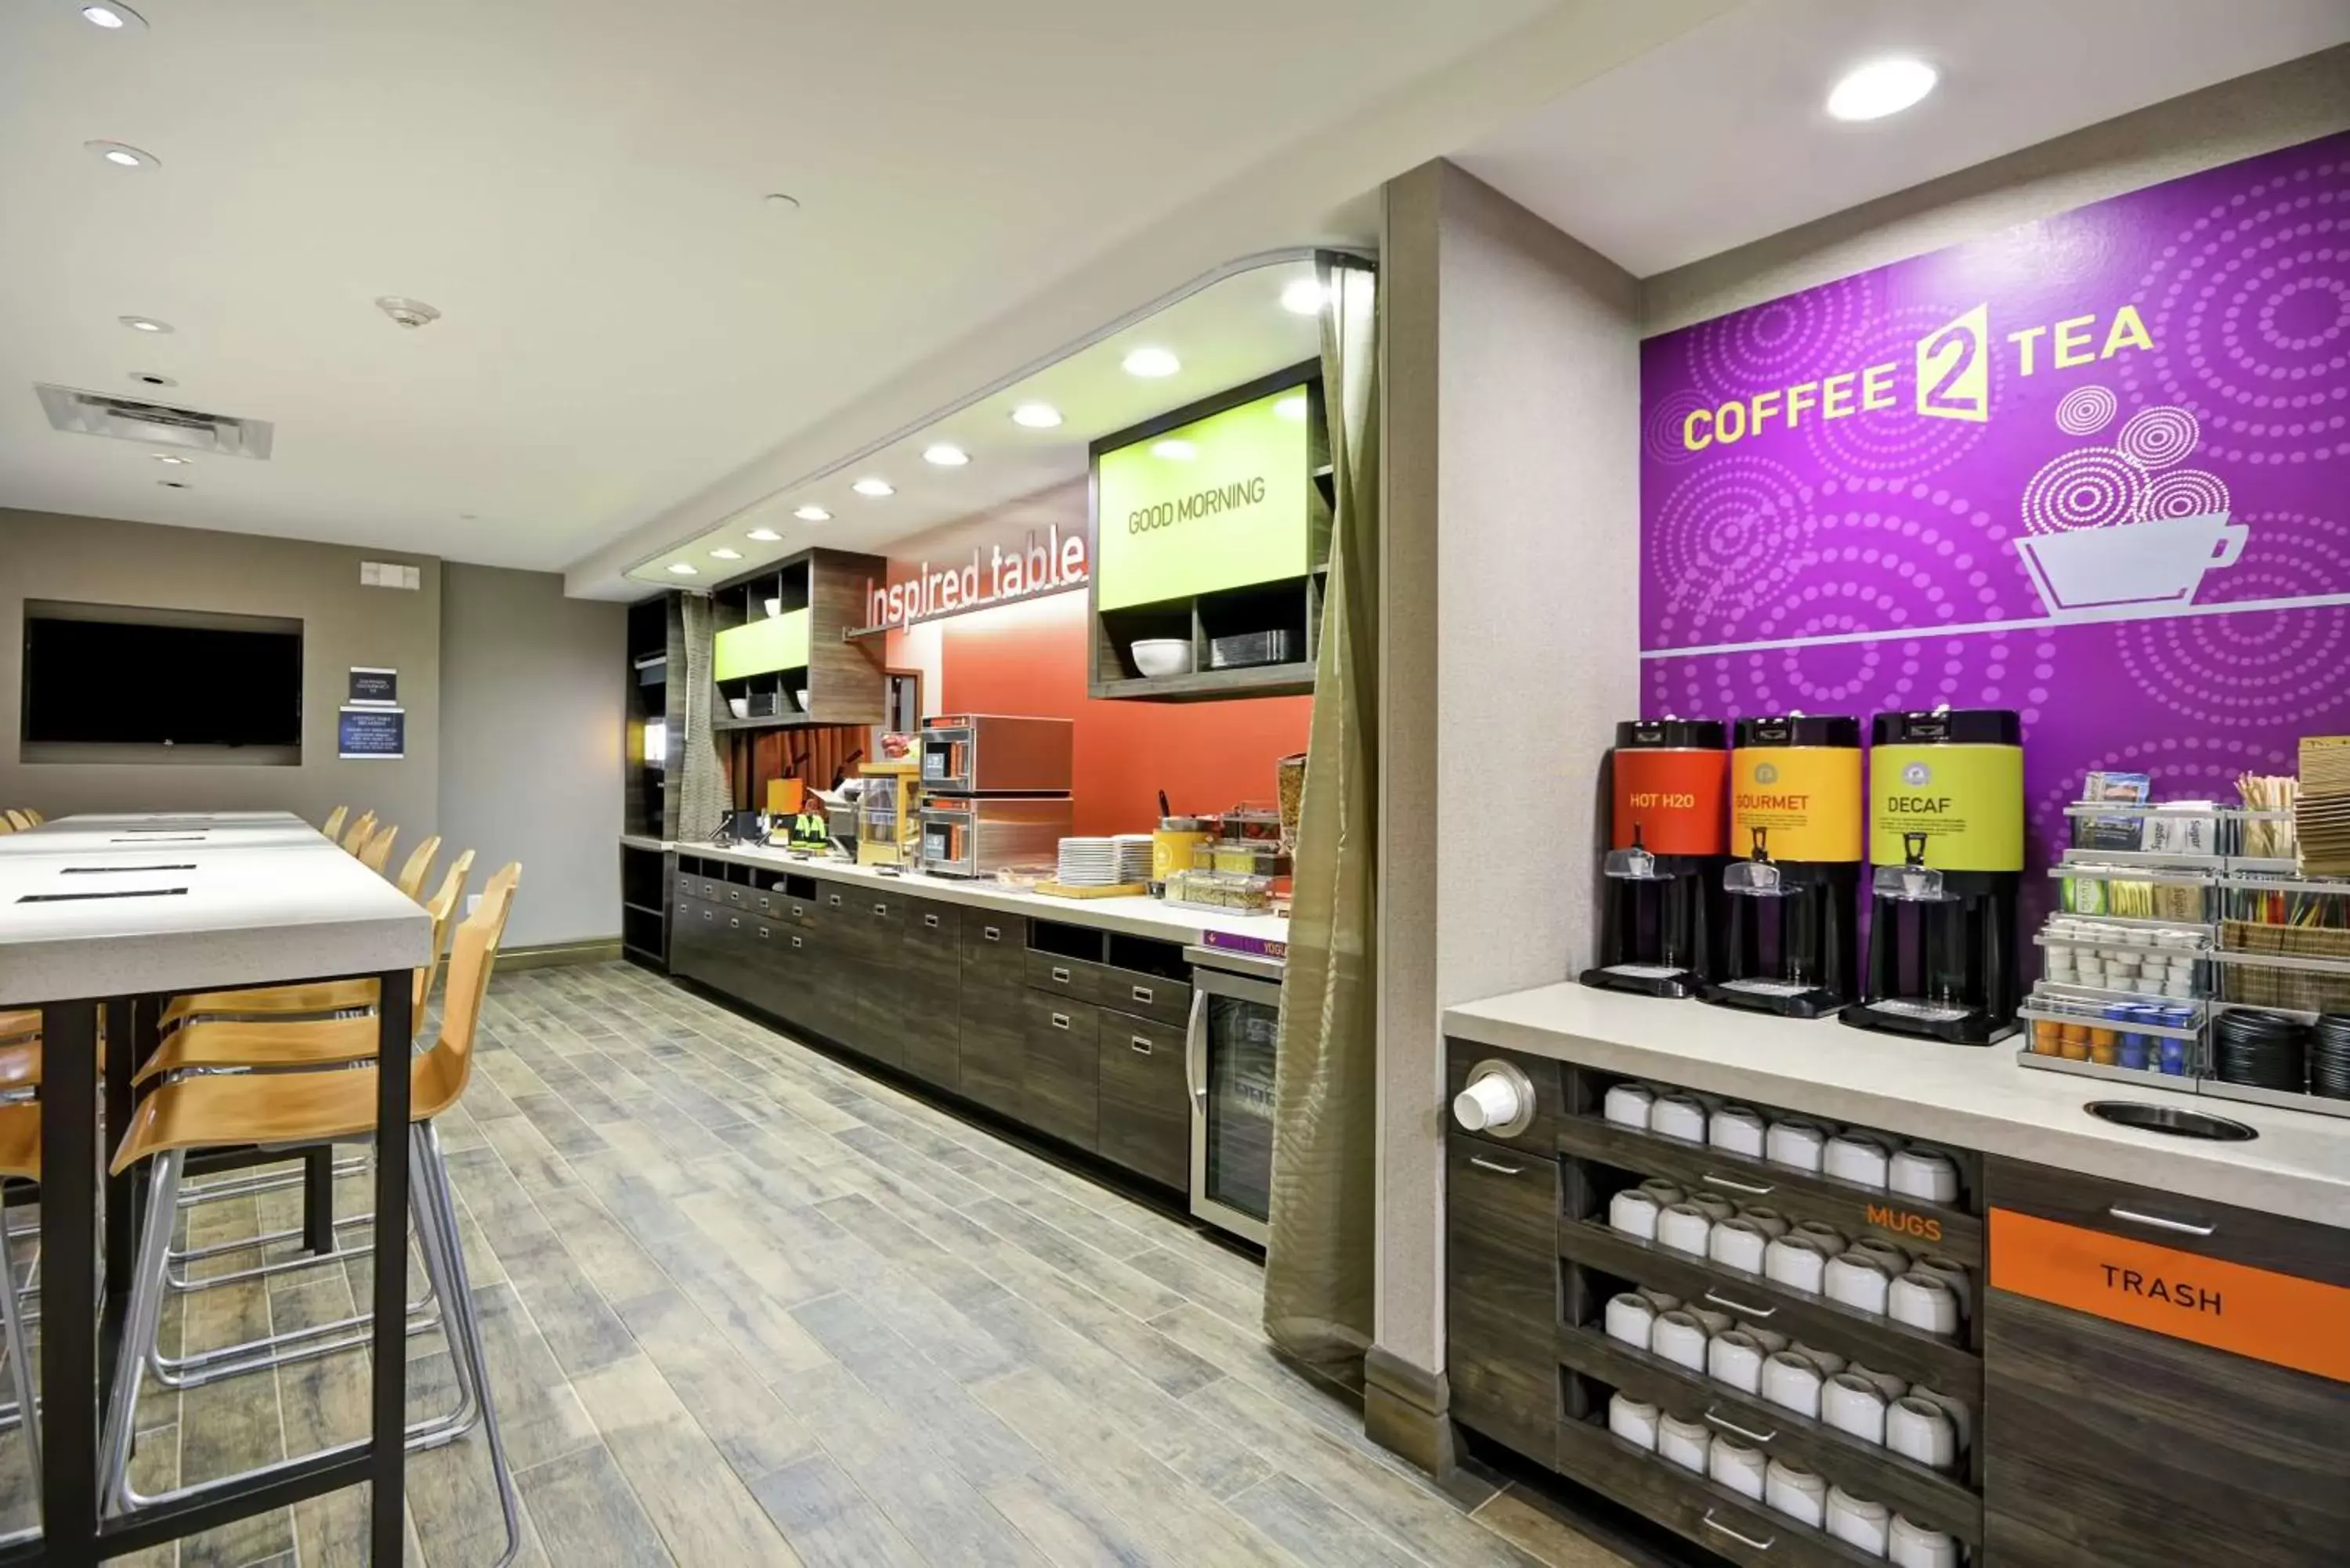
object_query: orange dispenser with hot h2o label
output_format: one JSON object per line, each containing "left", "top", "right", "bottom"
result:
{"left": 1582, "top": 719, "right": 1730, "bottom": 999}
{"left": 1705, "top": 714, "right": 1864, "bottom": 1020}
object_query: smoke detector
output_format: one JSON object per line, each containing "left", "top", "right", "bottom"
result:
{"left": 375, "top": 296, "right": 441, "bottom": 330}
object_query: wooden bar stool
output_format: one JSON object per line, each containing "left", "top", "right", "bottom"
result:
{"left": 320, "top": 804, "right": 349, "bottom": 840}
{"left": 99, "top": 870, "right": 523, "bottom": 1564}
{"left": 356, "top": 822, "right": 399, "bottom": 874}
{"left": 338, "top": 811, "right": 377, "bottom": 854}
{"left": 393, "top": 834, "right": 442, "bottom": 901}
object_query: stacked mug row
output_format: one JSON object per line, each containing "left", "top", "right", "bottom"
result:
{"left": 1606, "top": 1393, "right": 1961, "bottom": 1565}
{"left": 1600, "top": 1085, "right": 1961, "bottom": 1202}
{"left": 1601, "top": 1290, "right": 1967, "bottom": 1469}
{"left": 1606, "top": 1179, "right": 1969, "bottom": 1337}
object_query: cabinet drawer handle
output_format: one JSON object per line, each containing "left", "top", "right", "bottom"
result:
{"left": 757, "top": 896, "right": 771, "bottom": 909}
{"left": 1050, "top": 1013, "right": 1071, "bottom": 1031}
{"left": 1702, "top": 1172, "right": 1775, "bottom": 1196}
{"left": 702, "top": 911, "right": 714, "bottom": 923}
{"left": 791, "top": 935, "right": 804, "bottom": 949}
{"left": 2109, "top": 1205, "right": 2216, "bottom": 1237}
{"left": 983, "top": 925, "right": 1001, "bottom": 941}
{"left": 1130, "top": 1035, "right": 1153, "bottom": 1055}
{"left": 1701, "top": 1512, "right": 1773, "bottom": 1552}
{"left": 829, "top": 894, "right": 843, "bottom": 907}
{"left": 1130, "top": 985, "right": 1154, "bottom": 1004}
{"left": 791, "top": 905, "right": 804, "bottom": 918}
{"left": 873, "top": 902, "right": 888, "bottom": 916}
{"left": 1467, "top": 1156, "right": 1524, "bottom": 1176}
{"left": 1702, "top": 1290, "right": 1776, "bottom": 1321}
{"left": 1051, "top": 966, "right": 1071, "bottom": 984}
{"left": 924, "top": 913, "right": 939, "bottom": 929}
{"left": 1702, "top": 1408, "right": 1776, "bottom": 1445}
{"left": 729, "top": 916, "right": 740, "bottom": 929}
{"left": 757, "top": 926, "right": 770, "bottom": 939}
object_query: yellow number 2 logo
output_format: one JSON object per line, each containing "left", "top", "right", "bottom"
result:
{"left": 1915, "top": 305, "right": 1990, "bottom": 423}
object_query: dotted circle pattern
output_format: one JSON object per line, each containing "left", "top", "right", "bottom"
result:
{"left": 1802, "top": 303, "right": 1997, "bottom": 482}
{"left": 2138, "top": 468, "right": 2232, "bottom": 520}
{"left": 2019, "top": 446, "right": 2150, "bottom": 534}
{"left": 2055, "top": 385, "right": 2120, "bottom": 435}
{"left": 2116, "top": 404, "right": 2202, "bottom": 468}
{"left": 2113, "top": 605, "right": 2347, "bottom": 729}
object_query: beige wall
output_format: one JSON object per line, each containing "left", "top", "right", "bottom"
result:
{"left": 1377, "top": 163, "right": 1643, "bottom": 1386}
{"left": 0, "top": 508, "right": 442, "bottom": 833}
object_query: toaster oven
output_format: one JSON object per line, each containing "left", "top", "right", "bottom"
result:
{"left": 918, "top": 714, "right": 1074, "bottom": 795}
{"left": 917, "top": 795, "right": 1072, "bottom": 879}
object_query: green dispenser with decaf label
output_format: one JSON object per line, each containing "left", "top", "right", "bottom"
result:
{"left": 1843, "top": 708, "right": 2025, "bottom": 1046}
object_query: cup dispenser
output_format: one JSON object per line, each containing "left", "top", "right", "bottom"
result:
{"left": 1703, "top": 714, "right": 1862, "bottom": 1019}
{"left": 1581, "top": 719, "right": 1728, "bottom": 999}
{"left": 1842, "top": 708, "right": 2025, "bottom": 1045}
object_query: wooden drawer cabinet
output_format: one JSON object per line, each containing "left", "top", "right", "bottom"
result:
{"left": 1021, "top": 992, "right": 1099, "bottom": 1151}
{"left": 1026, "top": 950, "right": 1104, "bottom": 1006}
{"left": 1445, "top": 1134, "right": 1561, "bottom": 1465}
{"left": 956, "top": 977, "right": 1024, "bottom": 1118}
{"left": 1101, "top": 966, "right": 1191, "bottom": 1028}
{"left": 1553, "top": 1416, "right": 1868, "bottom": 1568}
{"left": 896, "top": 905, "right": 963, "bottom": 1091}
{"left": 962, "top": 913, "right": 1026, "bottom": 985}
{"left": 1096, "top": 1011, "right": 1188, "bottom": 1189}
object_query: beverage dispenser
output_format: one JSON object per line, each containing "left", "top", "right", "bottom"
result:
{"left": 1581, "top": 719, "right": 1729, "bottom": 999}
{"left": 1705, "top": 714, "right": 1862, "bottom": 1018}
{"left": 1842, "top": 708, "right": 2026, "bottom": 1045}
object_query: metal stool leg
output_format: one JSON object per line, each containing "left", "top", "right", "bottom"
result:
{"left": 412, "top": 1121, "right": 519, "bottom": 1567}
{"left": 101, "top": 1151, "right": 184, "bottom": 1516}
{"left": 0, "top": 1191, "right": 39, "bottom": 1516}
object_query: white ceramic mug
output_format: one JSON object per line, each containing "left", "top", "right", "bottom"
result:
{"left": 1657, "top": 1202, "right": 1714, "bottom": 1258}
{"left": 1650, "top": 1093, "right": 1708, "bottom": 1143}
{"left": 1889, "top": 1271, "right": 1962, "bottom": 1337}
{"left": 1608, "top": 1189, "right": 1661, "bottom": 1241}
{"left": 1825, "top": 1251, "right": 1894, "bottom": 1316}
{"left": 1794, "top": 1219, "right": 1849, "bottom": 1256}
{"left": 1650, "top": 1310, "right": 1710, "bottom": 1372}
{"left": 1709, "top": 1217, "right": 1770, "bottom": 1274}
{"left": 1688, "top": 1305, "right": 1734, "bottom": 1336}
{"left": 1636, "top": 1287, "right": 1683, "bottom": 1315}
{"left": 1764, "top": 1459, "right": 1827, "bottom": 1527}
{"left": 1602, "top": 1292, "right": 1656, "bottom": 1351}
{"left": 1709, "top": 1105, "right": 1767, "bottom": 1158}
{"left": 1790, "top": 1342, "right": 1846, "bottom": 1376}
{"left": 1744, "top": 1327, "right": 1790, "bottom": 1354}
{"left": 1849, "top": 1237, "right": 1911, "bottom": 1274}
{"left": 1763, "top": 1234, "right": 1829, "bottom": 1295}
{"left": 1607, "top": 1393, "right": 1660, "bottom": 1451}
{"left": 1765, "top": 1118, "right": 1827, "bottom": 1172}
{"left": 1888, "top": 1147, "right": 1961, "bottom": 1204}
{"left": 1738, "top": 1204, "right": 1791, "bottom": 1239}
{"left": 1658, "top": 1412, "right": 1711, "bottom": 1474}
{"left": 1821, "top": 1371, "right": 1888, "bottom": 1445}
{"left": 1844, "top": 1361, "right": 1908, "bottom": 1402}
{"left": 1687, "top": 1191, "right": 1739, "bottom": 1224}
{"left": 1823, "top": 1133, "right": 1892, "bottom": 1189}
{"left": 1638, "top": 1177, "right": 1687, "bottom": 1209}
{"left": 1707, "top": 1329, "right": 1768, "bottom": 1394}
{"left": 1603, "top": 1083, "right": 1654, "bottom": 1129}
{"left": 1909, "top": 1255, "right": 1972, "bottom": 1306}
{"left": 1760, "top": 1351, "right": 1824, "bottom": 1418}
{"left": 1709, "top": 1438, "right": 1767, "bottom": 1501}
{"left": 1906, "top": 1384, "right": 1972, "bottom": 1455}
{"left": 1889, "top": 1514, "right": 1962, "bottom": 1568}
{"left": 1886, "top": 1396, "right": 1959, "bottom": 1472}
{"left": 1825, "top": 1488, "right": 1891, "bottom": 1555}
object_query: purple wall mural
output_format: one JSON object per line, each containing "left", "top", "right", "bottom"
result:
{"left": 1640, "top": 132, "right": 2350, "bottom": 885}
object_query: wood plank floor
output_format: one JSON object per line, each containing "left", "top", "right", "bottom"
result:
{"left": 0, "top": 961, "right": 1629, "bottom": 1567}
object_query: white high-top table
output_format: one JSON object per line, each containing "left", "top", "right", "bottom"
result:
{"left": 0, "top": 812, "right": 428, "bottom": 1566}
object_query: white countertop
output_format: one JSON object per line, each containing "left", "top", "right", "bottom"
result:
{"left": 1444, "top": 983, "right": 2350, "bottom": 1230}
{"left": 1, "top": 814, "right": 431, "bottom": 1004}
{"left": 638, "top": 836, "right": 1289, "bottom": 952}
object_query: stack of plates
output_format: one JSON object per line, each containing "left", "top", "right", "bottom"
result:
{"left": 1056, "top": 837, "right": 1123, "bottom": 887}
{"left": 1112, "top": 833, "right": 1154, "bottom": 884}
{"left": 2298, "top": 738, "right": 2350, "bottom": 873}
{"left": 2213, "top": 1009, "right": 2308, "bottom": 1093}
{"left": 2312, "top": 1015, "right": 2350, "bottom": 1100}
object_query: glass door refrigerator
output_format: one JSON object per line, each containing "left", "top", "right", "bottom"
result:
{"left": 1182, "top": 945, "right": 1283, "bottom": 1245}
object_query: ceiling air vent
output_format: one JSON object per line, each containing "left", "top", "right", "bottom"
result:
{"left": 35, "top": 383, "right": 275, "bottom": 459}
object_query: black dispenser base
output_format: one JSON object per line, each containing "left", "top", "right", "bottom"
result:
{"left": 1838, "top": 1001, "right": 2015, "bottom": 1046}
{"left": 1579, "top": 965, "right": 1701, "bottom": 1000}
{"left": 1700, "top": 980, "right": 1845, "bottom": 1020}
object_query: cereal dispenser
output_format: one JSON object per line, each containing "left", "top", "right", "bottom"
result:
{"left": 1581, "top": 718, "right": 1729, "bottom": 999}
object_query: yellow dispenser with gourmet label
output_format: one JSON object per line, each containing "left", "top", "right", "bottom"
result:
{"left": 1845, "top": 709, "right": 2026, "bottom": 1045}
{"left": 1705, "top": 714, "right": 1864, "bottom": 1019}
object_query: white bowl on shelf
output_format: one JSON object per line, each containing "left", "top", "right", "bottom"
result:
{"left": 795, "top": 688, "right": 811, "bottom": 712}
{"left": 1132, "top": 639, "right": 1194, "bottom": 678}
{"left": 765, "top": 598, "right": 783, "bottom": 618}
{"left": 726, "top": 696, "right": 750, "bottom": 720}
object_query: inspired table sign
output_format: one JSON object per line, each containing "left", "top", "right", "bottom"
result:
{"left": 855, "top": 523, "right": 1089, "bottom": 634}
{"left": 1639, "top": 131, "right": 2350, "bottom": 867}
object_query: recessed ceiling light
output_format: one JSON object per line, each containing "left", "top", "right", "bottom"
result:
{"left": 1122, "top": 346, "right": 1180, "bottom": 379}
{"left": 851, "top": 478, "right": 894, "bottom": 498}
{"left": 151, "top": 453, "right": 190, "bottom": 465}
{"left": 764, "top": 193, "right": 801, "bottom": 212}
{"left": 129, "top": 371, "right": 174, "bottom": 388}
{"left": 1827, "top": 57, "right": 1937, "bottom": 121}
{"left": 1274, "top": 394, "right": 1309, "bottom": 422}
{"left": 86, "top": 140, "right": 159, "bottom": 169}
{"left": 922, "top": 443, "right": 969, "bottom": 468}
{"left": 667, "top": 562, "right": 698, "bottom": 576}
{"left": 747, "top": 526, "right": 782, "bottom": 541}
{"left": 156, "top": 479, "right": 188, "bottom": 490}
{"left": 792, "top": 506, "right": 830, "bottom": 522}
{"left": 1280, "top": 278, "right": 1326, "bottom": 316}
{"left": 79, "top": 3, "right": 145, "bottom": 29}
{"left": 119, "top": 315, "right": 172, "bottom": 334}
{"left": 710, "top": 547, "right": 743, "bottom": 561}
{"left": 1152, "top": 439, "right": 1197, "bottom": 461}
{"left": 1010, "top": 402, "right": 1063, "bottom": 429}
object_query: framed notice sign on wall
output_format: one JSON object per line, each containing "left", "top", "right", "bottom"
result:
{"left": 347, "top": 667, "right": 398, "bottom": 706}
{"left": 338, "top": 706, "right": 405, "bottom": 760}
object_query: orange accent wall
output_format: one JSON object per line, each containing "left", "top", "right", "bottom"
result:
{"left": 902, "top": 590, "right": 1311, "bottom": 838}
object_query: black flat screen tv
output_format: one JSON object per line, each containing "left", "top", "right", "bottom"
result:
{"left": 21, "top": 608, "right": 304, "bottom": 749}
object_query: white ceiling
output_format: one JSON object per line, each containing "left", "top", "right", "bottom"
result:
{"left": 1457, "top": 0, "right": 2350, "bottom": 278}
{"left": 0, "top": 0, "right": 1558, "bottom": 570}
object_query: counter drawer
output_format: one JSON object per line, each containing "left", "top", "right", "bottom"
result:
{"left": 961, "top": 913, "right": 1027, "bottom": 985}
{"left": 1097, "top": 1011, "right": 1188, "bottom": 1189}
{"left": 1026, "top": 951, "right": 1104, "bottom": 1006}
{"left": 1985, "top": 1155, "right": 2350, "bottom": 1287}
{"left": 1021, "top": 992, "right": 1099, "bottom": 1151}
{"left": 906, "top": 896, "right": 961, "bottom": 952}
{"left": 897, "top": 917, "right": 962, "bottom": 1092}
{"left": 1444, "top": 1040, "right": 1566, "bottom": 1158}
{"left": 1553, "top": 1415, "right": 1876, "bottom": 1568}
{"left": 1446, "top": 1136, "right": 1562, "bottom": 1464}
{"left": 957, "top": 979, "right": 1024, "bottom": 1118}
{"left": 1101, "top": 966, "right": 1191, "bottom": 1028}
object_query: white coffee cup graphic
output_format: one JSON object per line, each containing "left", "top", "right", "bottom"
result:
{"left": 2015, "top": 511, "right": 2248, "bottom": 615}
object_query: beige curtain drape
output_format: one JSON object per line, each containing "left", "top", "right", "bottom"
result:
{"left": 675, "top": 592, "right": 731, "bottom": 841}
{"left": 1264, "top": 255, "right": 1379, "bottom": 1367}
